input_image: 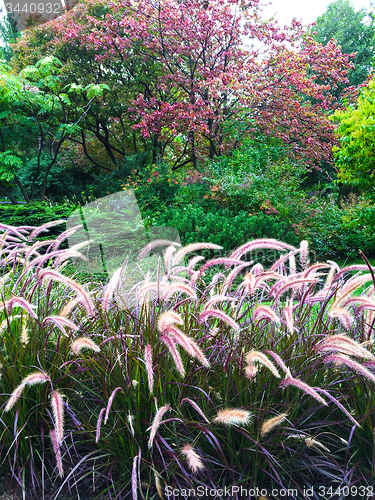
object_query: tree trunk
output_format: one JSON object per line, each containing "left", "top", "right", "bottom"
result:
{"left": 14, "top": 176, "right": 30, "bottom": 203}
{"left": 0, "top": 183, "right": 18, "bottom": 205}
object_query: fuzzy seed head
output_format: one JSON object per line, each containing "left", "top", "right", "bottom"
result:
{"left": 261, "top": 413, "right": 288, "bottom": 436}
{"left": 181, "top": 444, "right": 204, "bottom": 474}
{"left": 213, "top": 408, "right": 252, "bottom": 427}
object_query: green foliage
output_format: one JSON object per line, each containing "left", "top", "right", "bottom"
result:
{"left": 333, "top": 80, "right": 375, "bottom": 194}
{"left": 312, "top": 0, "right": 375, "bottom": 87}
{"left": 205, "top": 138, "right": 306, "bottom": 213}
{"left": 0, "top": 202, "right": 74, "bottom": 236}
{"left": 289, "top": 194, "right": 375, "bottom": 258}
{"left": 153, "top": 205, "right": 299, "bottom": 255}
{"left": 0, "top": 150, "right": 22, "bottom": 181}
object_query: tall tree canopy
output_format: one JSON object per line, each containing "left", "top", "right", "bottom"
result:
{"left": 312, "top": 0, "right": 375, "bottom": 87}
{"left": 12, "top": 0, "right": 352, "bottom": 171}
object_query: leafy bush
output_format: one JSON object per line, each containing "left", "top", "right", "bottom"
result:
{"left": 1, "top": 227, "right": 375, "bottom": 498}
{"left": 152, "top": 204, "right": 300, "bottom": 255}
{"left": 0, "top": 202, "right": 74, "bottom": 237}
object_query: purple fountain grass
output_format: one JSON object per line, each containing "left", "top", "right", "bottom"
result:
{"left": 328, "top": 307, "right": 354, "bottom": 329}
{"left": 270, "top": 277, "right": 318, "bottom": 299}
{"left": 186, "top": 255, "right": 205, "bottom": 275}
{"left": 71, "top": 337, "right": 100, "bottom": 355}
{"left": 345, "top": 296, "right": 375, "bottom": 311}
{"left": 50, "top": 429, "right": 64, "bottom": 478}
{"left": 163, "top": 245, "right": 178, "bottom": 273}
{"left": 316, "top": 335, "right": 375, "bottom": 360}
{"left": 181, "top": 444, "right": 205, "bottom": 474}
{"left": 28, "top": 220, "right": 66, "bottom": 241}
{"left": 172, "top": 243, "right": 222, "bottom": 266}
{"left": 102, "top": 267, "right": 124, "bottom": 312}
{"left": 42, "top": 316, "right": 79, "bottom": 335}
{"left": 39, "top": 269, "right": 96, "bottom": 316}
{"left": 230, "top": 239, "right": 295, "bottom": 263}
{"left": 324, "top": 354, "right": 375, "bottom": 384}
{"left": 280, "top": 377, "right": 327, "bottom": 406}
{"left": 332, "top": 274, "right": 373, "bottom": 308}
{"left": 197, "top": 258, "right": 244, "bottom": 278}
{"left": 245, "top": 351, "right": 280, "bottom": 378}
{"left": 138, "top": 239, "right": 180, "bottom": 260}
{"left": 283, "top": 305, "right": 294, "bottom": 334}
{"left": 270, "top": 250, "right": 298, "bottom": 272}
{"left": 261, "top": 413, "right": 288, "bottom": 436}
{"left": 54, "top": 249, "right": 87, "bottom": 266}
{"left": 253, "top": 305, "right": 280, "bottom": 324}
{"left": 299, "top": 240, "right": 309, "bottom": 268}
{"left": 128, "top": 412, "right": 135, "bottom": 436}
{"left": 265, "top": 351, "right": 292, "bottom": 377}
{"left": 314, "top": 388, "right": 361, "bottom": 428}
{"left": 96, "top": 408, "right": 106, "bottom": 443}
{"left": 24, "top": 239, "right": 56, "bottom": 260}
{"left": 213, "top": 408, "right": 252, "bottom": 427}
{"left": 5, "top": 371, "right": 50, "bottom": 411}
{"left": 0, "top": 297, "right": 37, "bottom": 319}
{"left": 59, "top": 298, "right": 80, "bottom": 318}
{"left": 303, "top": 262, "right": 332, "bottom": 278}
{"left": 104, "top": 387, "right": 124, "bottom": 424}
{"left": 158, "top": 310, "right": 184, "bottom": 330}
{"left": 202, "top": 295, "right": 237, "bottom": 311}
{"left": 199, "top": 307, "right": 239, "bottom": 332}
{"left": 132, "top": 454, "right": 138, "bottom": 500}
{"left": 0, "top": 223, "right": 29, "bottom": 240}
{"left": 222, "top": 263, "right": 249, "bottom": 294}
{"left": 144, "top": 344, "right": 154, "bottom": 393}
{"left": 137, "top": 281, "right": 196, "bottom": 301}
{"left": 51, "top": 225, "right": 81, "bottom": 250}
{"left": 180, "top": 398, "right": 210, "bottom": 423}
{"left": 160, "top": 334, "right": 186, "bottom": 377}
{"left": 148, "top": 405, "right": 171, "bottom": 449}
{"left": 51, "top": 390, "right": 65, "bottom": 445}
{"left": 244, "top": 364, "right": 258, "bottom": 379}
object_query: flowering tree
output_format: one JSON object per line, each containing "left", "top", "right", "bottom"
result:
{"left": 13, "top": 0, "right": 353, "bottom": 170}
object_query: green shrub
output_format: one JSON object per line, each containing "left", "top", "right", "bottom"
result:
{"left": 153, "top": 205, "right": 299, "bottom": 255}
{"left": 0, "top": 202, "right": 74, "bottom": 238}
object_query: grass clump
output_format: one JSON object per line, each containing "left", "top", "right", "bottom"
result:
{"left": 0, "top": 226, "right": 375, "bottom": 498}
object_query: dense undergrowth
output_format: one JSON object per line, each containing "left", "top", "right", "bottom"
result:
{"left": 1, "top": 222, "right": 375, "bottom": 499}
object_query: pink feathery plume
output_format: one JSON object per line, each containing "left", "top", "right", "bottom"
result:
{"left": 50, "top": 429, "right": 64, "bottom": 477}
{"left": 148, "top": 405, "right": 171, "bottom": 449}
{"left": 102, "top": 267, "right": 123, "bottom": 312}
{"left": 181, "top": 444, "right": 204, "bottom": 474}
{"left": 289, "top": 254, "right": 296, "bottom": 275}
{"left": 139, "top": 240, "right": 179, "bottom": 260}
{"left": 245, "top": 364, "right": 258, "bottom": 379}
{"left": 299, "top": 240, "right": 309, "bottom": 269}
{"left": 280, "top": 377, "right": 327, "bottom": 406}
{"left": 230, "top": 239, "right": 295, "bottom": 264}
{"left": 333, "top": 274, "right": 372, "bottom": 308}
{"left": 187, "top": 256, "right": 205, "bottom": 275}
{"left": 270, "top": 250, "right": 298, "bottom": 272}
{"left": 303, "top": 263, "right": 331, "bottom": 278}
{"left": 132, "top": 454, "right": 138, "bottom": 500}
{"left": 39, "top": 270, "right": 96, "bottom": 317}
{"left": 162, "top": 282, "right": 197, "bottom": 300}
{"left": 251, "top": 263, "right": 264, "bottom": 276}
{"left": 144, "top": 344, "right": 154, "bottom": 394}
{"left": 245, "top": 351, "right": 280, "bottom": 378}
{"left": 180, "top": 398, "right": 210, "bottom": 423}
{"left": 52, "top": 225, "right": 81, "bottom": 250}
{"left": 4, "top": 384, "right": 26, "bottom": 412}
{"left": 0, "top": 297, "right": 37, "bottom": 319}
{"left": 324, "top": 354, "right": 375, "bottom": 384}
{"left": 51, "top": 391, "right": 65, "bottom": 445}
{"left": 24, "top": 239, "right": 56, "bottom": 260}
{"left": 28, "top": 220, "right": 66, "bottom": 241}
{"left": 283, "top": 306, "right": 294, "bottom": 334}
{"left": 0, "top": 223, "right": 28, "bottom": 240}
{"left": 345, "top": 296, "right": 375, "bottom": 311}
{"left": 161, "top": 334, "right": 185, "bottom": 377}
{"left": 271, "top": 278, "right": 318, "bottom": 299}
{"left": 265, "top": 351, "right": 292, "bottom": 377}
{"left": 213, "top": 408, "right": 252, "bottom": 426}
{"left": 158, "top": 311, "right": 183, "bottom": 331}
{"left": 222, "top": 263, "right": 249, "bottom": 294}
{"left": 163, "top": 245, "right": 178, "bottom": 274}
{"left": 197, "top": 258, "right": 244, "bottom": 278}
{"left": 328, "top": 307, "right": 354, "bottom": 329}
{"left": 199, "top": 308, "right": 239, "bottom": 332}
{"left": 96, "top": 408, "right": 106, "bottom": 443}
{"left": 71, "top": 337, "right": 100, "bottom": 355}
{"left": 172, "top": 243, "right": 222, "bottom": 266}
{"left": 5, "top": 371, "right": 50, "bottom": 411}
{"left": 253, "top": 305, "right": 280, "bottom": 324}
{"left": 165, "top": 326, "right": 210, "bottom": 367}
{"left": 104, "top": 387, "right": 124, "bottom": 424}
{"left": 202, "top": 295, "right": 237, "bottom": 311}
{"left": 54, "top": 250, "right": 87, "bottom": 266}
{"left": 42, "top": 316, "right": 79, "bottom": 335}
